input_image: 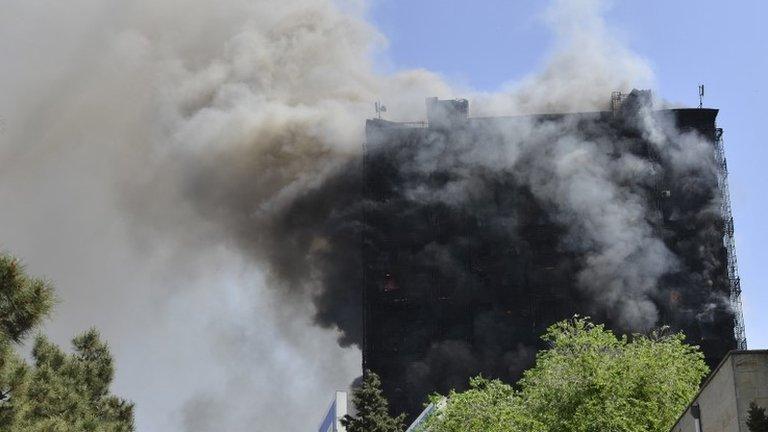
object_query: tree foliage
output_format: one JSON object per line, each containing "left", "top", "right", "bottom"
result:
{"left": 0, "top": 255, "right": 54, "bottom": 343}
{"left": 0, "top": 253, "right": 134, "bottom": 431}
{"left": 747, "top": 402, "right": 768, "bottom": 432}
{"left": 341, "top": 370, "right": 406, "bottom": 432}
{"left": 419, "top": 317, "right": 708, "bottom": 432}
{"left": 420, "top": 377, "right": 544, "bottom": 432}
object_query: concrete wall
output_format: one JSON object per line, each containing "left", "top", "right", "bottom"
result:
{"left": 733, "top": 353, "right": 768, "bottom": 432}
{"left": 672, "top": 351, "right": 768, "bottom": 432}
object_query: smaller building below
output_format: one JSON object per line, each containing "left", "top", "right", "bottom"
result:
{"left": 673, "top": 350, "right": 768, "bottom": 432}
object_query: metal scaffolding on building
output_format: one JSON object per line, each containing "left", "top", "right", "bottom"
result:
{"left": 714, "top": 127, "right": 747, "bottom": 349}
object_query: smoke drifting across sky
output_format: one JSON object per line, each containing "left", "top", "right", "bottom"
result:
{"left": 0, "top": 0, "right": 711, "bottom": 430}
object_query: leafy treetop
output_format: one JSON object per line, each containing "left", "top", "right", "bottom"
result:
{"left": 419, "top": 317, "right": 709, "bottom": 432}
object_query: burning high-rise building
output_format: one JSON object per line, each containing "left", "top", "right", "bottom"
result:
{"left": 361, "top": 91, "right": 746, "bottom": 419}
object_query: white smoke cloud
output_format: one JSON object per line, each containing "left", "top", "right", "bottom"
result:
{"left": 475, "top": 0, "right": 654, "bottom": 116}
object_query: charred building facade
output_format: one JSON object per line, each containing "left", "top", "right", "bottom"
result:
{"left": 361, "top": 93, "right": 746, "bottom": 419}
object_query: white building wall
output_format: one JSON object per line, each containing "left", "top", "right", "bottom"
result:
{"left": 335, "top": 391, "right": 348, "bottom": 432}
{"left": 672, "top": 351, "right": 768, "bottom": 432}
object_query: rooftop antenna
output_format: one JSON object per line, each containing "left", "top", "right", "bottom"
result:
{"left": 610, "top": 91, "right": 625, "bottom": 115}
{"left": 698, "top": 84, "right": 705, "bottom": 109}
{"left": 374, "top": 101, "right": 387, "bottom": 119}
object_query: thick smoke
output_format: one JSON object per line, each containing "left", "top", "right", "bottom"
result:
{"left": 354, "top": 98, "right": 735, "bottom": 415}
{"left": 167, "top": 0, "right": 731, "bottom": 417}
{"left": 0, "top": 0, "right": 733, "bottom": 430}
{"left": 0, "top": 0, "right": 410, "bottom": 430}
{"left": 176, "top": 0, "right": 664, "bottom": 346}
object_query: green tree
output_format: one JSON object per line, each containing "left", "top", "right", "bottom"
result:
{"left": 0, "top": 336, "right": 28, "bottom": 426}
{"left": 747, "top": 402, "right": 768, "bottom": 432}
{"left": 0, "top": 254, "right": 53, "bottom": 427}
{"left": 520, "top": 318, "right": 708, "bottom": 432}
{"left": 421, "top": 317, "right": 708, "bottom": 432}
{"left": 0, "top": 255, "right": 54, "bottom": 343}
{"left": 341, "top": 370, "right": 406, "bottom": 432}
{"left": 0, "top": 253, "right": 134, "bottom": 431}
{"left": 418, "top": 377, "right": 544, "bottom": 432}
